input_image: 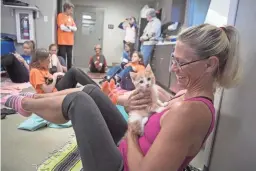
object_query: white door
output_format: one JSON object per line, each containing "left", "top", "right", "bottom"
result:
{"left": 73, "top": 6, "right": 104, "bottom": 68}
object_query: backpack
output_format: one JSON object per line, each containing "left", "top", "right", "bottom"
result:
{"left": 120, "top": 70, "right": 135, "bottom": 91}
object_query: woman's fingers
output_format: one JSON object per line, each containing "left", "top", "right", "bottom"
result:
{"left": 130, "top": 98, "right": 151, "bottom": 106}
{"left": 130, "top": 105, "right": 148, "bottom": 110}
{"left": 131, "top": 91, "right": 151, "bottom": 101}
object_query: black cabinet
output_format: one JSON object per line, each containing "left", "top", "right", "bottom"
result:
{"left": 151, "top": 44, "right": 175, "bottom": 92}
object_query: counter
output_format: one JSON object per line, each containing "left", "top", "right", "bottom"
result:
{"left": 156, "top": 41, "right": 176, "bottom": 46}
{"left": 151, "top": 41, "right": 180, "bottom": 94}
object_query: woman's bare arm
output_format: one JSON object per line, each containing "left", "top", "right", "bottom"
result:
{"left": 127, "top": 101, "right": 211, "bottom": 171}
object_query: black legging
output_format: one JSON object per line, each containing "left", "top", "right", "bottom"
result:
{"left": 62, "top": 84, "right": 127, "bottom": 171}
{"left": 89, "top": 61, "right": 106, "bottom": 73}
{"left": 58, "top": 45, "right": 73, "bottom": 70}
{"left": 1, "top": 54, "right": 29, "bottom": 83}
{"left": 55, "top": 67, "right": 98, "bottom": 91}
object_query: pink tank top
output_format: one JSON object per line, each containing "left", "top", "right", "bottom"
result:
{"left": 118, "top": 97, "right": 215, "bottom": 171}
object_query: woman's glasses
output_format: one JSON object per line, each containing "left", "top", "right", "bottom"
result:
{"left": 171, "top": 53, "right": 209, "bottom": 70}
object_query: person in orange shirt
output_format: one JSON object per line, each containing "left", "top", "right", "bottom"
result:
{"left": 29, "top": 48, "right": 98, "bottom": 94}
{"left": 57, "top": 2, "right": 77, "bottom": 70}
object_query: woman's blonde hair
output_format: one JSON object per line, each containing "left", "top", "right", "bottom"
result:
{"left": 178, "top": 23, "right": 241, "bottom": 88}
{"left": 30, "top": 48, "right": 50, "bottom": 70}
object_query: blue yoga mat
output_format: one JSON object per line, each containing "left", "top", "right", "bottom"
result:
{"left": 116, "top": 105, "right": 128, "bottom": 121}
{"left": 18, "top": 105, "right": 128, "bottom": 131}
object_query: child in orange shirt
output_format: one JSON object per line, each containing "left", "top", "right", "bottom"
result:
{"left": 29, "top": 49, "right": 98, "bottom": 94}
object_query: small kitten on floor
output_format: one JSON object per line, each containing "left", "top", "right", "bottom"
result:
{"left": 128, "top": 65, "right": 168, "bottom": 136}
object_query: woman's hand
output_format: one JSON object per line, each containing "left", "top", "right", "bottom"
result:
{"left": 124, "top": 89, "right": 152, "bottom": 112}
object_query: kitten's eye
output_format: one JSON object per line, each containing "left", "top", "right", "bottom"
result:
{"left": 147, "top": 77, "right": 151, "bottom": 81}
{"left": 139, "top": 80, "right": 144, "bottom": 84}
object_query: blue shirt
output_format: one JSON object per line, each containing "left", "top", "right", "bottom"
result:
{"left": 21, "top": 55, "right": 31, "bottom": 64}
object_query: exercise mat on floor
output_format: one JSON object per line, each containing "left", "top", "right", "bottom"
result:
{"left": 37, "top": 137, "right": 83, "bottom": 171}
{"left": 0, "top": 78, "right": 32, "bottom": 94}
{"left": 86, "top": 71, "right": 106, "bottom": 79}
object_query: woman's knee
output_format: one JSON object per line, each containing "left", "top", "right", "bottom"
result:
{"left": 68, "top": 66, "right": 79, "bottom": 73}
{"left": 82, "top": 84, "right": 99, "bottom": 95}
{"left": 62, "top": 91, "right": 93, "bottom": 120}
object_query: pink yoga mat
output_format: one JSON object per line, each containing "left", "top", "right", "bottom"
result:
{"left": 0, "top": 79, "right": 32, "bottom": 94}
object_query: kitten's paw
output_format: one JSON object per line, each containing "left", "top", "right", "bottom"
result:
{"left": 129, "top": 121, "right": 143, "bottom": 136}
{"left": 155, "top": 107, "right": 165, "bottom": 113}
{"left": 142, "top": 117, "right": 149, "bottom": 125}
{"left": 163, "top": 102, "right": 169, "bottom": 107}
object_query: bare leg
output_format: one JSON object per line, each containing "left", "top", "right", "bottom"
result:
{"left": 51, "top": 54, "right": 63, "bottom": 72}
{"left": 55, "top": 55, "right": 64, "bottom": 72}
{"left": 35, "top": 87, "right": 82, "bottom": 99}
{"left": 22, "top": 96, "right": 67, "bottom": 124}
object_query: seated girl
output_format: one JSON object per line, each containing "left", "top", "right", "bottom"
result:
{"left": 89, "top": 44, "right": 107, "bottom": 73}
{"left": 121, "top": 42, "right": 134, "bottom": 64}
{"left": 106, "top": 42, "right": 134, "bottom": 79}
{"left": 48, "top": 44, "right": 67, "bottom": 73}
{"left": 1, "top": 40, "right": 35, "bottom": 83}
{"left": 29, "top": 48, "right": 98, "bottom": 94}
{"left": 105, "top": 51, "right": 144, "bottom": 84}
{"left": 116, "top": 51, "right": 145, "bottom": 82}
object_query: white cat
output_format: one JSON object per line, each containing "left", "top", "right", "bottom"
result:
{"left": 128, "top": 65, "right": 168, "bottom": 135}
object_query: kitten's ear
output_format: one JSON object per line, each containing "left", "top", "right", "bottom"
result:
{"left": 145, "top": 64, "right": 153, "bottom": 72}
{"left": 129, "top": 72, "right": 137, "bottom": 81}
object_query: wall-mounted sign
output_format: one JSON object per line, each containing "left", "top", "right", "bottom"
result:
{"left": 108, "top": 24, "right": 114, "bottom": 29}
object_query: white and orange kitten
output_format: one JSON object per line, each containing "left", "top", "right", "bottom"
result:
{"left": 129, "top": 65, "right": 168, "bottom": 135}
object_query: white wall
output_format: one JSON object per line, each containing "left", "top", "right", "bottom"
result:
{"left": 204, "top": 0, "right": 231, "bottom": 26}
{"left": 208, "top": 0, "right": 256, "bottom": 170}
{"left": 71, "top": 0, "right": 154, "bottom": 65}
{"left": 1, "top": 0, "right": 57, "bottom": 51}
{"left": 190, "top": 0, "right": 239, "bottom": 170}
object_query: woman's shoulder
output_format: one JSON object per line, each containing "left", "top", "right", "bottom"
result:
{"left": 175, "top": 89, "right": 187, "bottom": 97}
{"left": 161, "top": 100, "right": 212, "bottom": 135}
{"left": 169, "top": 97, "right": 213, "bottom": 125}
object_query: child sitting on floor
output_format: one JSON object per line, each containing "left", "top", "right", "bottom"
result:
{"left": 48, "top": 44, "right": 67, "bottom": 73}
{"left": 100, "top": 51, "right": 145, "bottom": 86}
{"left": 106, "top": 42, "right": 134, "bottom": 78}
{"left": 89, "top": 44, "right": 107, "bottom": 73}
{"left": 116, "top": 51, "right": 145, "bottom": 82}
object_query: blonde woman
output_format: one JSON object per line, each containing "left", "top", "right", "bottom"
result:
{"left": 3, "top": 24, "right": 241, "bottom": 171}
